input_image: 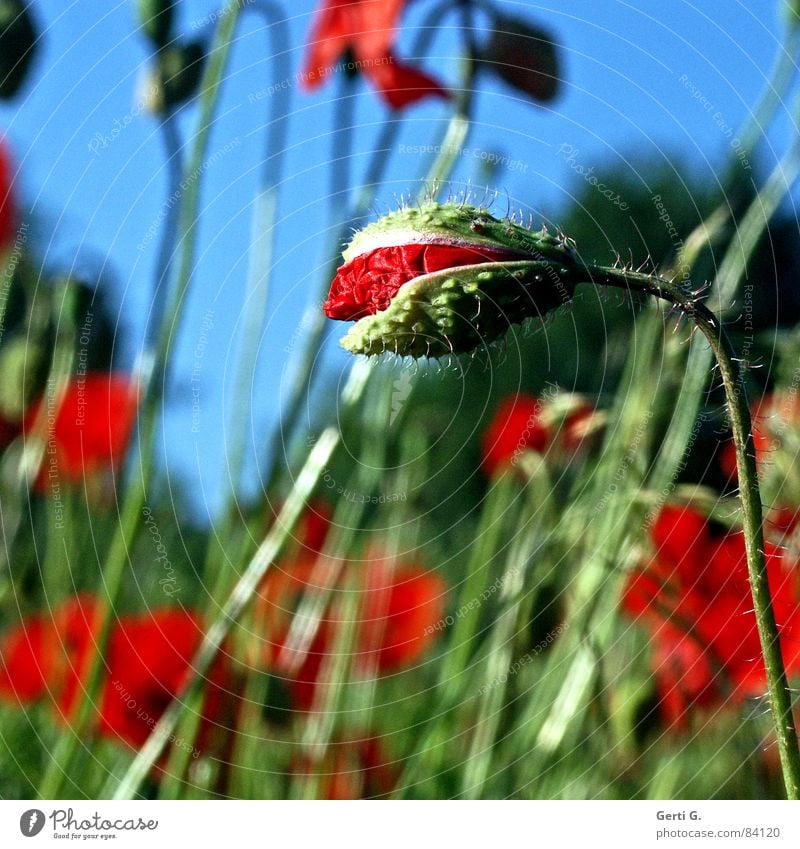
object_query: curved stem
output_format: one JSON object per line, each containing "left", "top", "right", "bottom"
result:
{"left": 258, "top": 0, "right": 462, "bottom": 497}
{"left": 588, "top": 264, "right": 800, "bottom": 799}
{"left": 37, "top": 2, "right": 243, "bottom": 800}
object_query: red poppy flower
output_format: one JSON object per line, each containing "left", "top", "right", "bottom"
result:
{"left": 303, "top": 0, "right": 447, "bottom": 109}
{"left": 481, "top": 394, "right": 547, "bottom": 475}
{"left": 720, "top": 391, "right": 800, "bottom": 480}
{"left": 0, "top": 594, "right": 99, "bottom": 710}
{"left": 24, "top": 372, "right": 139, "bottom": 487}
{"left": 328, "top": 204, "right": 582, "bottom": 358}
{"left": 292, "top": 735, "right": 397, "bottom": 799}
{"left": 0, "top": 134, "right": 17, "bottom": 248}
{"left": 358, "top": 561, "right": 446, "bottom": 672}
{"left": 480, "top": 392, "right": 597, "bottom": 475}
{"left": 0, "top": 614, "right": 49, "bottom": 702}
{"left": 100, "top": 607, "right": 231, "bottom": 750}
{"left": 623, "top": 505, "right": 800, "bottom": 726}
{"left": 51, "top": 594, "right": 102, "bottom": 717}
{"left": 259, "top": 558, "right": 446, "bottom": 713}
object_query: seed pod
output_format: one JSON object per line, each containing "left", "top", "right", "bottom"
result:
{"left": 0, "top": 0, "right": 38, "bottom": 100}
{"left": 161, "top": 41, "right": 205, "bottom": 108}
{"left": 478, "top": 16, "right": 560, "bottom": 104}
{"left": 325, "top": 203, "right": 579, "bottom": 358}
{"left": 137, "top": 0, "right": 175, "bottom": 48}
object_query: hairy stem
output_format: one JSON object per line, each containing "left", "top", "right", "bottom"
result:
{"left": 589, "top": 264, "right": 800, "bottom": 800}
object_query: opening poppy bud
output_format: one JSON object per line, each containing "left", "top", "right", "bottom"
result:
{"left": 325, "top": 203, "right": 579, "bottom": 357}
{"left": 0, "top": 0, "right": 38, "bottom": 100}
{"left": 478, "top": 16, "right": 560, "bottom": 104}
{"left": 136, "top": 0, "right": 175, "bottom": 48}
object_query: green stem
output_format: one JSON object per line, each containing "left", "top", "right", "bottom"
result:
{"left": 113, "top": 428, "right": 340, "bottom": 799}
{"left": 591, "top": 265, "right": 800, "bottom": 800}
{"left": 258, "top": 0, "right": 462, "bottom": 498}
{"left": 36, "top": 2, "right": 243, "bottom": 800}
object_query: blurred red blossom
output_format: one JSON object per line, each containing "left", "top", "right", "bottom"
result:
{"left": 258, "top": 556, "right": 446, "bottom": 713}
{"left": 101, "top": 607, "right": 232, "bottom": 750}
{"left": 0, "top": 613, "right": 49, "bottom": 702}
{"left": 0, "top": 594, "right": 99, "bottom": 708}
{"left": 480, "top": 392, "right": 598, "bottom": 475}
{"left": 0, "top": 134, "right": 17, "bottom": 248}
{"left": 24, "top": 372, "right": 139, "bottom": 488}
{"left": 720, "top": 391, "right": 800, "bottom": 480}
{"left": 623, "top": 505, "right": 800, "bottom": 726}
{"left": 292, "top": 735, "right": 397, "bottom": 798}
{"left": 0, "top": 596, "right": 232, "bottom": 755}
{"left": 303, "top": 0, "right": 448, "bottom": 109}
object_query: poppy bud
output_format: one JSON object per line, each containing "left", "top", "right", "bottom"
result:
{"left": 141, "top": 41, "right": 205, "bottom": 113}
{"left": 136, "top": 0, "right": 175, "bottom": 48}
{"left": 325, "top": 203, "right": 579, "bottom": 358}
{"left": 478, "top": 16, "right": 560, "bottom": 104}
{"left": 0, "top": 0, "right": 38, "bottom": 100}
{"left": 160, "top": 41, "right": 204, "bottom": 107}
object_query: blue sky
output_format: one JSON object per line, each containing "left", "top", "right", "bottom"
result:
{"left": 1, "top": 0, "right": 796, "bottom": 519}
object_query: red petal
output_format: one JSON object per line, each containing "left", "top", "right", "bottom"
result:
{"left": 0, "top": 616, "right": 50, "bottom": 702}
{"left": 325, "top": 242, "right": 527, "bottom": 321}
{"left": 24, "top": 373, "right": 139, "bottom": 485}
{"left": 481, "top": 394, "right": 550, "bottom": 475}
{"left": 364, "top": 53, "right": 449, "bottom": 109}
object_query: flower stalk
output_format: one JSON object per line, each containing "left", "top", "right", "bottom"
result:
{"left": 588, "top": 265, "right": 800, "bottom": 800}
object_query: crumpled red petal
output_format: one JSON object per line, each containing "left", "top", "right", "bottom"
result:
{"left": 324, "top": 242, "right": 527, "bottom": 320}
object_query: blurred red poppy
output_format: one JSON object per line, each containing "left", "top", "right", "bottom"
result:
{"left": 292, "top": 735, "right": 397, "bottom": 798}
{"left": 481, "top": 392, "right": 596, "bottom": 475}
{"left": 24, "top": 372, "right": 139, "bottom": 488}
{"left": 358, "top": 561, "right": 446, "bottom": 671}
{"left": 0, "top": 134, "right": 17, "bottom": 248}
{"left": 719, "top": 391, "right": 800, "bottom": 480}
{"left": 259, "top": 558, "right": 446, "bottom": 713}
{"left": 303, "top": 0, "right": 447, "bottom": 109}
{"left": 0, "top": 596, "right": 232, "bottom": 756}
{"left": 0, "top": 594, "right": 99, "bottom": 709}
{"left": 623, "top": 505, "right": 800, "bottom": 726}
{"left": 265, "top": 499, "right": 334, "bottom": 558}
{"left": 100, "top": 608, "right": 231, "bottom": 750}
{"left": 0, "top": 614, "right": 49, "bottom": 702}
{"left": 481, "top": 394, "right": 547, "bottom": 475}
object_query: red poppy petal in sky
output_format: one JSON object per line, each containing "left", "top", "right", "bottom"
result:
{"left": 0, "top": 135, "right": 17, "bottom": 248}
{"left": 0, "top": 616, "right": 50, "bottom": 702}
{"left": 363, "top": 53, "right": 449, "bottom": 109}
